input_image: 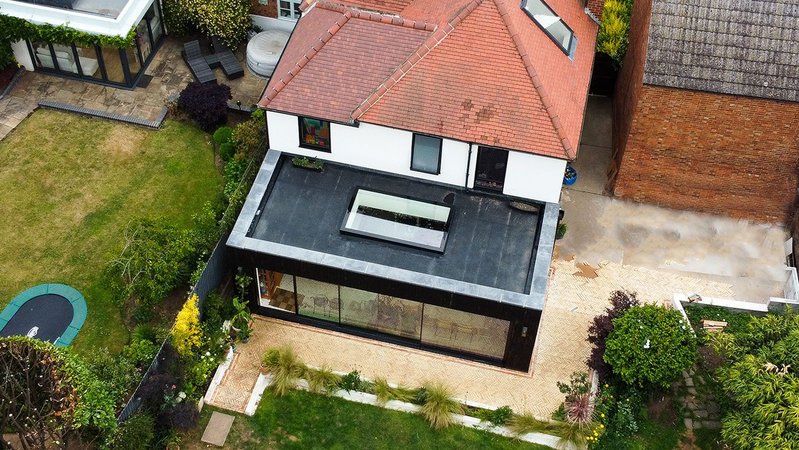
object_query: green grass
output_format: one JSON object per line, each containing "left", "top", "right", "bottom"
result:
{"left": 0, "top": 110, "right": 222, "bottom": 354}
{"left": 185, "top": 390, "right": 549, "bottom": 450}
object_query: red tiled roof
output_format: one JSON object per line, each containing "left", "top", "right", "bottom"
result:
{"left": 260, "top": 0, "right": 597, "bottom": 159}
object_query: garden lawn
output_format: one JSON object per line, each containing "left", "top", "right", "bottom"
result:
{"left": 186, "top": 391, "right": 549, "bottom": 450}
{"left": 0, "top": 110, "right": 222, "bottom": 354}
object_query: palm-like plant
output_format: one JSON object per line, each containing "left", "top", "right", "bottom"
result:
{"left": 261, "top": 347, "right": 306, "bottom": 396}
{"left": 419, "top": 382, "right": 463, "bottom": 429}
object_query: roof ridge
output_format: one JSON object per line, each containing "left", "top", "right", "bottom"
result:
{"left": 350, "top": 0, "right": 484, "bottom": 121}
{"left": 260, "top": 8, "right": 352, "bottom": 108}
{"left": 316, "top": 1, "right": 436, "bottom": 30}
{"left": 492, "top": 0, "right": 574, "bottom": 159}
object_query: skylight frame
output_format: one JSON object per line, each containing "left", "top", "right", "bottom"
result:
{"left": 340, "top": 188, "right": 452, "bottom": 253}
{"left": 521, "top": 0, "right": 577, "bottom": 58}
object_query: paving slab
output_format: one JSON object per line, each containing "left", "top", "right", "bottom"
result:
{"left": 201, "top": 412, "right": 235, "bottom": 447}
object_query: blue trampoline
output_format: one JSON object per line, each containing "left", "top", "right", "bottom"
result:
{"left": 0, "top": 284, "right": 87, "bottom": 346}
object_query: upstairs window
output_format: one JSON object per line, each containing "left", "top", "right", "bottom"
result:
{"left": 279, "top": 0, "right": 302, "bottom": 20}
{"left": 299, "top": 117, "right": 331, "bottom": 152}
{"left": 410, "top": 134, "right": 442, "bottom": 174}
{"left": 521, "top": 0, "right": 576, "bottom": 57}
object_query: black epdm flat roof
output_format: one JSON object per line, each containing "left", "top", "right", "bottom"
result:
{"left": 248, "top": 155, "right": 541, "bottom": 294}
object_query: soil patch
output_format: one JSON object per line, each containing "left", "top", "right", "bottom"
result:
{"left": 648, "top": 394, "right": 679, "bottom": 427}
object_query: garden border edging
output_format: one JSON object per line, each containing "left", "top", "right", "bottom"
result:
{"left": 234, "top": 372, "right": 573, "bottom": 450}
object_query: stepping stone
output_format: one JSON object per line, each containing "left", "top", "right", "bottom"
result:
{"left": 201, "top": 412, "right": 235, "bottom": 447}
{"left": 684, "top": 418, "right": 693, "bottom": 429}
{"left": 702, "top": 420, "right": 721, "bottom": 429}
{"left": 695, "top": 409, "right": 709, "bottom": 418}
{"left": 685, "top": 377, "right": 694, "bottom": 387}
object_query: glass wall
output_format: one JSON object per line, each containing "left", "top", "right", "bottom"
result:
{"left": 421, "top": 305, "right": 510, "bottom": 359}
{"left": 296, "top": 276, "right": 339, "bottom": 322}
{"left": 340, "top": 287, "right": 422, "bottom": 339}
{"left": 26, "top": 1, "right": 165, "bottom": 88}
{"left": 255, "top": 268, "right": 510, "bottom": 361}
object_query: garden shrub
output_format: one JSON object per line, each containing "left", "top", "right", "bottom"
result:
{"left": 223, "top": 158, "right": 248, "bottom": 200}
{"left": 713, "top": 311, "right": 799, "bottom": 448}
{"left": 684, "top": 303, "right": 753, "bottom": 342}
{"left": 604, "top": 304, "right": 697, "bottom": 388}
{"left": 419, "top": 381, "right": 463, "bottom": 429}
{"left": 173, "top": 294, "right": 202, "bottom": 358}
{"left": 219, "top": 142, "right": 236, "bottom": 161}
{"left": 596, "top": 0, "right": 633, "bottom": 65}
{"left": 232, "top": 115, "right": 264, "bottom": 160}
{"left": 161, "top": 0, "right": 251, "bottom": 48}
{"left": 177, "top": 81, "right": 231, "bottom": 132}
{"left": 305, "top": 366, "right": 342, "bottom": 395}
{"left": 0, "top": 41, "right": 14, "bottom": 70}
{"left": 213, "top": 126, "right": 233, "bottom": 144}
{"left": 586, "top": 290, "right": 639, "bottom": 381}
{"left": 110, "top": 219, "right": 199, "bottom": 322}
{"left": 162, "top": 0, "right": 196, "bottom": 36}
{"left": 87, "top": 348, "right": 140, "bottom": 409}
{"left": 261, "top": 347, "right": 306, "bottom": 396}
{"left": 202, "top": 289, "right": 232, "bottom": 331}
{"left": 339, "top": 370, "right": 370, "bottom": 393}
{"left": 477, "top": 405, "right": 513, "bottom": 427}
{"left": 122, "top": 338, "right": 159, "bottom": 368}
{"left": 169, "top": 401, "right": 200, "bottom": 430}
{"left": 108, "top": 412, "right": 155, "bottom": 450}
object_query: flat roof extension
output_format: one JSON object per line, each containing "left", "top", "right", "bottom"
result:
{"left": 228, "top": 151, "right": 558, "bottom": 310}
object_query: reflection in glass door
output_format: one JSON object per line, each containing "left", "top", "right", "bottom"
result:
{"left": 256, "top": 269, "right": 296, "bottom": 312}
{"left": 474, "top": 146, "right": 509, "bottom": 192}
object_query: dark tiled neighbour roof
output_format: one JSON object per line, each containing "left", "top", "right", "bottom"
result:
{"left": 644, "top": 0, "right": 799, "bottom": 102}
{"left": 261, "top": 0, "right": 598, "bottom": 159}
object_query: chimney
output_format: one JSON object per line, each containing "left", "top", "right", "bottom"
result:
{"left": 585, "top": 0, "right": 605, "bottom": 22}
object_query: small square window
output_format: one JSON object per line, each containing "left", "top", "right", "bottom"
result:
{"left": 299, "top": 117, "right": 331, "bottom": 152}
{"left": 411, "top": 134, "right": 442, "bottom": 174}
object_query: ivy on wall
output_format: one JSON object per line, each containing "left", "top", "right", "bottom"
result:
{"left": 0, "top": 14, "right": 136, "bottom": 49}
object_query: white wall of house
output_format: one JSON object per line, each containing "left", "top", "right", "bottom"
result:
{"left": 267, "top": 111, "right": 564, "bottom": 203}
{"left": 250, "top": 15, "right": 297, "bottom": 33}
{"left": 503, "top": 151, "right": 566, "bottom": 203}
{"left": 0, "top": 0, "right": 153, "bottom": 37}
{"left": 267, "top": 111, "right": 471, "bottom": 186}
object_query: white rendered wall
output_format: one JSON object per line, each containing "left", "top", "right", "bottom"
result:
{"left": 250, "top": 15, "right": 296, "bottom": 33}
{"left": 0, "top": 0, "right": 153, "bottom": 37}
{"left": 503, "top": 151, "right": 566, "bottom": 203}
{"left": 267, "top": 111, "right": 471, "bottom": 187}
{"left": 11, "top": 40, "right": 33, "bottom": 71}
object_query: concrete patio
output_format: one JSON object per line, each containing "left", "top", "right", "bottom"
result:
{"left": 205, "top": 259, "right": 735, "bottom": 419}
{"left": 563, "top": 95, "right": 789, "bottom": 303}
{"left": 0, "top": 37, "right": 267, "bottom": 141}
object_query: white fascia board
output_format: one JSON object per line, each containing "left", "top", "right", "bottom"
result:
{"left": 0, "top": 0, "right": 153, "bottom": 37}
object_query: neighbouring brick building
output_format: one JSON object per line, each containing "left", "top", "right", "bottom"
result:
{"left": 611, "top": 0, "right": 799, "bottom": 224}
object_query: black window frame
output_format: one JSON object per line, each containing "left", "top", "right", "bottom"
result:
{"left": 410, "top": 133, "right": 443, "bottom": 175}
{"left": 298, "top": 116, "right": 332, "bottom": 152}
{"left": 520, "top": 0, "right": 577, "bottom": 58}
{"left": 473, "top": 146, "right": 509, "bottom": 193}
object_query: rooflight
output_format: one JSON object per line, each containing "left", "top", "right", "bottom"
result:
{"left": 341, "top": 189, "right": 451, "bottom": 252}
{"left": 521, "top": 0, "right": 576, "bottom": 57}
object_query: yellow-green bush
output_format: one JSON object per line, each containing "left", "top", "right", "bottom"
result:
{"left": 172, "top": 294, "right": 202, "bottom": 357}
{"left": 596, "top": 0, "right": 633, "bottom": 65}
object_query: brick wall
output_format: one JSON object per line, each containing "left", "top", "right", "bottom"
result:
{"left": 586, "top": 0, "right": 605, "bottom": 20}
{"left": 612, "top": 0, "right": 652, "bottom": 163}
{"left": 613, "top": 85, "right": 799, "bottom": 224}
{"left": 251, "top": 0, "right": 278, "bottom": 18}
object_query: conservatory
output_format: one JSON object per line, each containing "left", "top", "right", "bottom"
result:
{"left": 1, "top": 0, "right": 165, "bottom": 88}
